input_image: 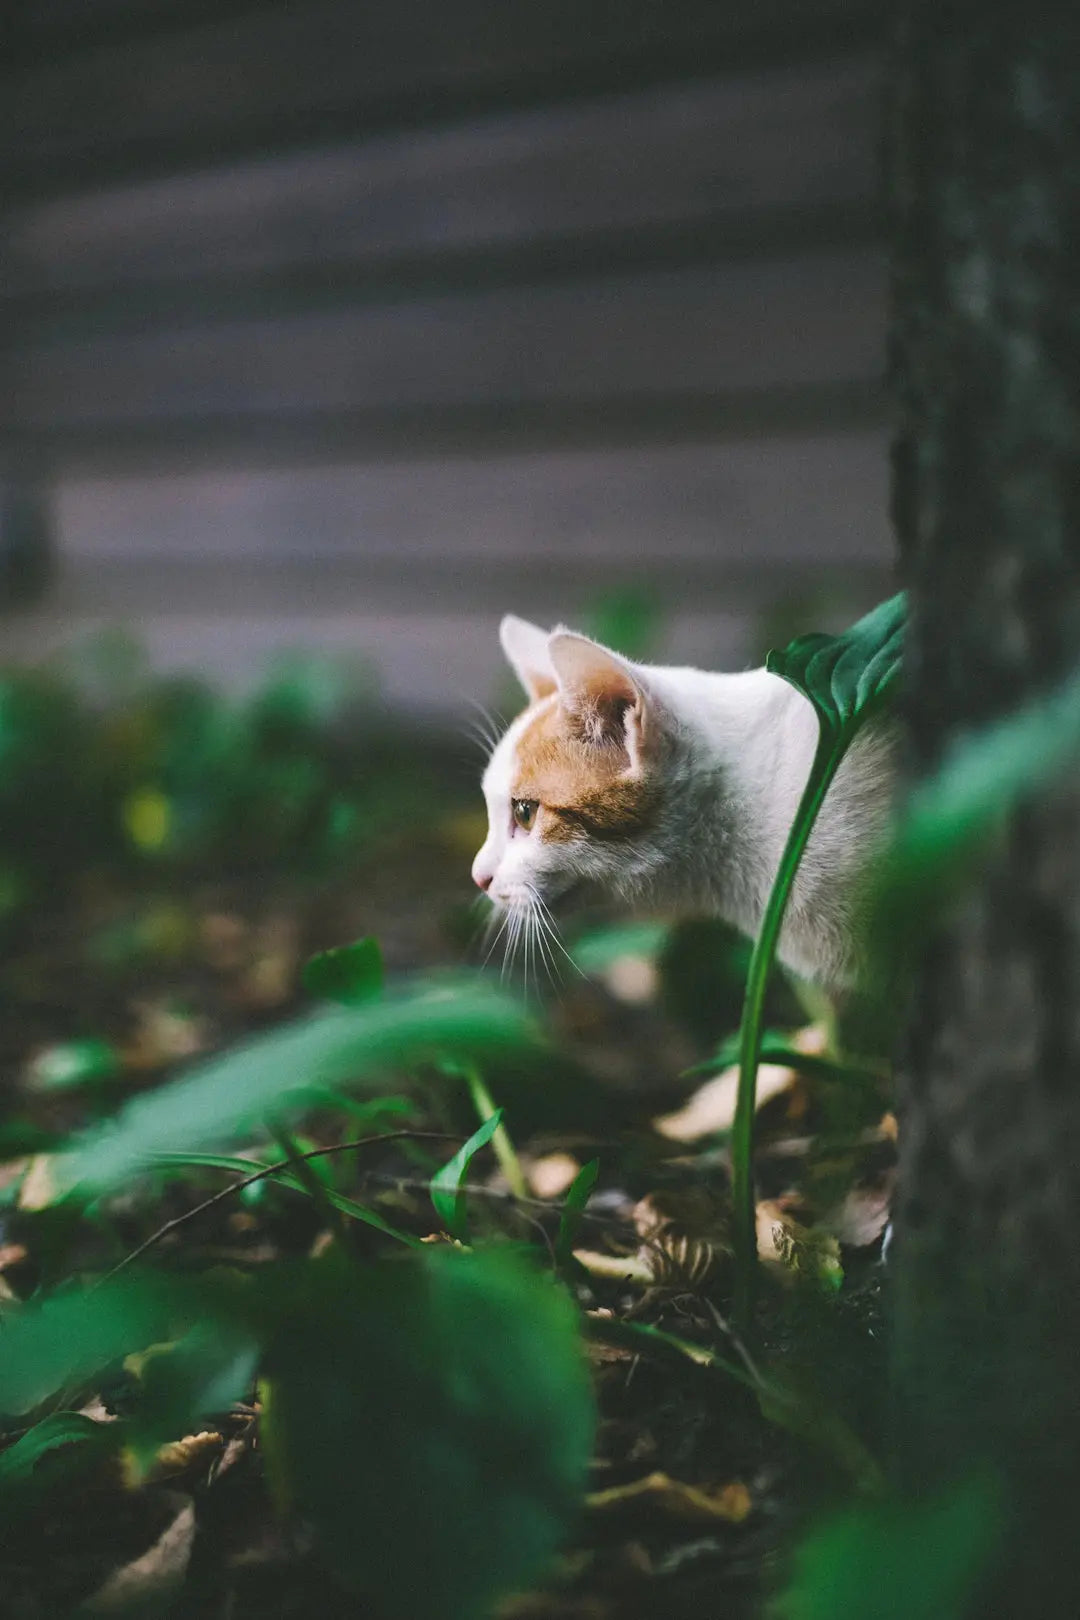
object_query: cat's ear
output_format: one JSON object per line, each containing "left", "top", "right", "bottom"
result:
{"left": 499, "top": 615, "right": 558, "bottom": 702}
{"left": 548, "top": 630, "right": 649, "bottom": 769}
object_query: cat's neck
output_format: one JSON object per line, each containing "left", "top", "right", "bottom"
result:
{"left": 639, "top": 661, "right": 819, "bottom": 932}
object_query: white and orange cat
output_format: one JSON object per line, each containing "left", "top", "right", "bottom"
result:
{"left": 472, "top": 616, "right": 894, "bottom": 990}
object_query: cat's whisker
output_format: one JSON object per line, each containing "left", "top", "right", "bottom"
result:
{"left": 481, "top": 905, "right": 511, "bottom": 967}
{"left": 531, "top": 909, "right": 559, "bottom": 990}
{"left": 524, "top": 887, "right": 562, "bottom": 989}
{"left": 501, "top": 908, "right": 524, "bottom": 983}
{"left": 534, "top": 893, "right": 585, "bottom": 978}
{"left": 460, "top": 698, "right": 507, "bottom": 760}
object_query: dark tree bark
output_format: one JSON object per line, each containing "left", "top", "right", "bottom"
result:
{"left": 889, "top": 5, "right": 1080, "bottom": 1614}
{"left": 893, "top": 3, "right": 1080, "bottom": 1607}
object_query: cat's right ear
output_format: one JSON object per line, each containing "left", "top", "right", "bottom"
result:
{"left": 499, "top": 615, "right": 558, "bottom": 702}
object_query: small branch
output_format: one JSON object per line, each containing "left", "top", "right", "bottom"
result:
{"left": 101, "top": 1130, "right": 464, "bottom": 1283}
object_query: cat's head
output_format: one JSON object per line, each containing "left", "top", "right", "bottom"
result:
{"left": 472, "top": 616, "right": 672, "bottom": 919}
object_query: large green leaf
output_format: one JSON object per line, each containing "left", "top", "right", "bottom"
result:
{"left": 262, "top": 1248, "right": 594, "bottom": 1620}
{"left": 774, "top": 1473, "right": 1002, "bottom": 1620}
{"left": 875, "top": 662, "right": 1080, "bottom": 926}
{"left": 54, "top": 976, "right": 534, "bottom": 1198}
{"left": 766, "top": 593, "right": 905, "bottom": 737}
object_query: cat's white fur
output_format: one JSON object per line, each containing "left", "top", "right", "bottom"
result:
{"left": 473, "top": 615, "right": 894, "bottom": 988}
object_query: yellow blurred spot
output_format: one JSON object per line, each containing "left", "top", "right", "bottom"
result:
{"left": 123, "top": 787, "right": 170, "bottom": 851}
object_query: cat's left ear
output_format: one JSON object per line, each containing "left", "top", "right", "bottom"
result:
{"left": 500, "top": 615, "right": 558, "bottom": 701}
{"left": 548, "top": 631, "right": 650, "bottom": 770}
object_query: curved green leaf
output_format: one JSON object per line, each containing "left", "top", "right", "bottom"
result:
{"left": 431, "top": 1111, "right": 503, "bottom": 1240}
{"left": 767, "top": 592, "right": 906, "bottom": 736}
{"left": 555, "top": 1158, "right": 600, "bottom": 1266}
{"left": 688, "top": 1032, "right": 883, "bottom": 1090}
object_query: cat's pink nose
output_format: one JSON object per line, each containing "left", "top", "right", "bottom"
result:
{"left": 474, "top": 870, "right": 493, "bottom": 892}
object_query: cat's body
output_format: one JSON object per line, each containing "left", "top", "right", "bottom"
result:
{"left": 472, "top": 617, "right": 895, "bottom": 989}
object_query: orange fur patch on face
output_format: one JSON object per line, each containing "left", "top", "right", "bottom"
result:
{"left": 511, "top": 699, "right": 657, "bottom": 842}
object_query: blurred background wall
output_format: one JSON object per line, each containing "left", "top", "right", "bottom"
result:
{"left": 0, "top": 0, "right": 893, "bottom": 709}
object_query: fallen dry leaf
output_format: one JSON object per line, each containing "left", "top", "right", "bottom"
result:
{"left": 655, "top": 1025, "right": 829, "bottom": 1143}
{"left": 572, "top": 1249, "right": 654, "bottom": 1284}
{"left": 654, "top": 1062, "right": 796, "bottom": 1142}
{"left": 821, "top": 1169, "right": 896, "bottom": 1248}
{"left": 631, "top": 1187, "right": 734, "bottom": 1287}
{"left": 601, "top": 954, "right": 659, "bottom": 1006}
{"left": 756, "top": 1198, "right": 842, "bottom": 1288}
{"left": 122, "top": 998, "right": 206, "bottom": 1071}
{"left": 527, "top": 1152, "right": 582, "bottom": 1200}
{"left": 587, "top": 1471, "right": 752, "bottom": 1526}
{"left": 142, "top": 1430, "right": 224, "bottom": 1483}
{"left": 18, "top": 1152, "right": 61, "bottom": 1211}
{"left": 79, "top": 1490, "right": 195, "bottom": 1617}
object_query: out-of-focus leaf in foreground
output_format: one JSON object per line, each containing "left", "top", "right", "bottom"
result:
{"left": 127, "top": 1317, "right": 260, "bottom": 1473}
{"left": 0, "top": 1411, "right": 115, "bottom": 1506}
{"left": 301, "top": 936, "right": 384, "bottom": 1005}
{"left": 872, "top": 663, "right": 1080, "bottom": 936}
{"left": 262, "top": 1247, "right": 594, "bottom": 1620}
{"left": 0, "top": 1273, "right": 184, "bottom": 1417}
{"left": 773, "top": 1472, "right": 1002, "bottom": 1620}
{"left": 54, "top": 976, "right": 535, "bottom": 1198}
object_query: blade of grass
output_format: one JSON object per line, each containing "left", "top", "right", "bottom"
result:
{"left": 430, "top": 1112, "right": 503, "bottom": 1241}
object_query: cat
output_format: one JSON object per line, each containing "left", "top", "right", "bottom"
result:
{"left": 472, "top": 615, "right": 895, "bottom": 990}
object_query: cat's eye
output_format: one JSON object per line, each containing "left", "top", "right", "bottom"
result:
{"left": 511, "top": 798, "right": 538, "bottom": 832}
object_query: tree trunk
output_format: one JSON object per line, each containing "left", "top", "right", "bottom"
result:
{"left": 889, "top": 5, "right": 1080, "bottom": 1614}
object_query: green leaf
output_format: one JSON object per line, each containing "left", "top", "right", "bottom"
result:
{"left": 127, "top": 1320, "right": 260, "bottom": 1473}
{"left": 431, "top": 1111, "right": 503, "bottom": 1240}
{"left": 688, "top": 1032, "right": 882, "bottom": 1090}
{"left": 874, "top": 663, "right": 1080, "bottom": 932}
{"left": 262, "top": 1247, "right": 594, "bottom": 1620}
{"left": 570, "top": 920, "right": 669, "bottom": 974}
{"left": 766, "top": 592, "right": 905, "bottom": 736}
{"left": 0, "top": 1273, "right": 189, "bottom": 1418}
{"left": 54, "top": 975, "right": 534, "bottom": 1199}
{"left": 24, "top": 1038, "right": 121, "bottom": 1092}
{"left": 148, "top": 1151, "right": 423, "bottom": 1248}
{"left": 302, "top": 937, "right": 384, "bottom": 1005}
{"left": 774, "top": 1473, "right": 1002, "bottom": 1620}
{"left": 0, "top": 1412, "right": 113, "bottom": 1494}
{"left": 555, "top": 1159, "right": 600, "bottom": 1266}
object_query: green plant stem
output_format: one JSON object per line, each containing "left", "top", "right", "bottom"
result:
{"left": 732, "top": 722, "right": 847, "bottom": 1330}
{"left": 463, "top": 1063, "right": 528, "bottom": 1201}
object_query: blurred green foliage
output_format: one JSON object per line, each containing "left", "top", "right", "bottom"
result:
{"left": 4, "top": 600, "right": 1076, "bottom": 1617}
{"left": 774, "top": 1472, "right": 1002, "bottom": 1620}
{"left": 0, "top": 637, "right": 452, "bottom": 930}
